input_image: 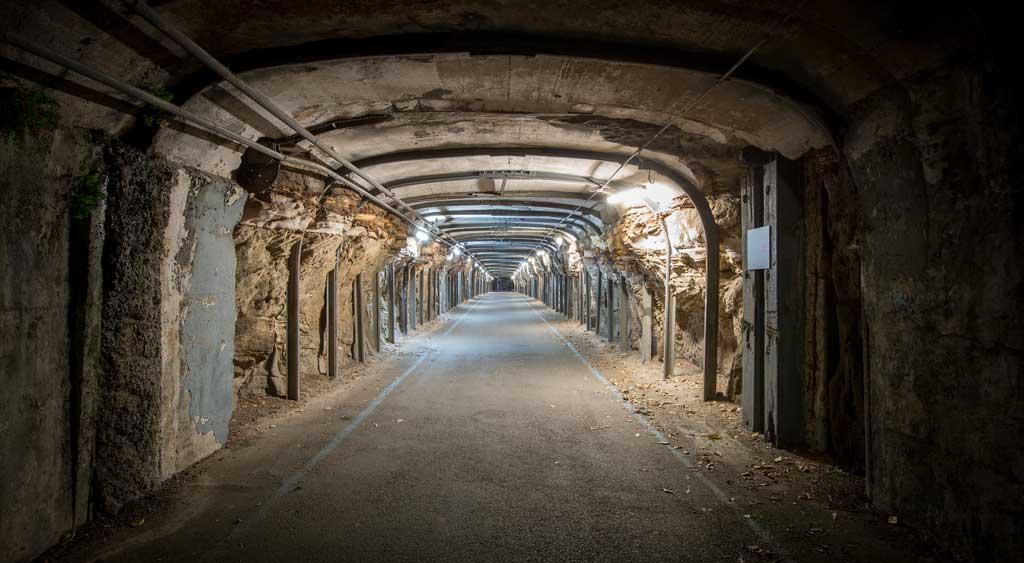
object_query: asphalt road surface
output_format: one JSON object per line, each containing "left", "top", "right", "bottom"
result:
{"left": 91, "top": 293, "right": 778, "bottom": 562}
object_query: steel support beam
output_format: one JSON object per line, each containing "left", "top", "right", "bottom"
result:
{"left": 641, "top": 282, "right": 653, "bottom": 363}
{"left": 741, "top": 160, "right": 766, "bottom": 431}
{"left": 287, "top": 239, "right": 302, "bottom": 400}
{"left": 373, "top": 269, "right": 382, "bottom": 353}
{"left": 351, "top": 146, "right": 721, "bottom": 392}
{"left": 619, "top": 277, "right": 630, "bottom": 350}
{"left": 327, "top": 259, "right": 338, "bottom": 378}
{"left": 354, "top": 272, "right": 365, "bottom": 363}
{"left": 387, "top": 264, "right": 396, "bottom": 343}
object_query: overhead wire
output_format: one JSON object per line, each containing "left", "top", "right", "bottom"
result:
{"left": 514, "top": 0, "right": 809, "bottom": 277}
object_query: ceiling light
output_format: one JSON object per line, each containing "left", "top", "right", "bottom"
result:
{"left": 605, "top": 188, "right": 646, "bottom": 206}
{"left": 415, "top": 229, "right": 430, "bottom": 242}
{"left": 427, "top": 215, "right": 447, "bottom": 223}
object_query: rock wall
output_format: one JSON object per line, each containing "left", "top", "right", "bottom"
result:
{"left": 842, "top": 55, "right": 1023, "bottom": 559}
{"left": 799, "top": 150, "right": 866, "bottom": 471}
{"left": 232, "top": 169, "right": 403, "bottom": 396}
{"left": 609, "top": 192, "right": 744, "bottom": 397}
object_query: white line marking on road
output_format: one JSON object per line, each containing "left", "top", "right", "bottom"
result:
{"left": 236, "top": 299, "right": 481, "bottom": 533}
{"left": 529, "top": 302, "right": 780, "bottom": 548}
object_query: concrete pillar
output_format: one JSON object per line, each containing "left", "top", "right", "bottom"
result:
{"left": 596, "top": 272, "right": 603, "bottom": 336}
{"left": 398, "top": 266, "right": 409, "bottom": 335}
{"left": 286, "top": 239, "right": 302, "bottom": 401}
{"left": 763, "top": 154, "right": 804, "bottom": 446}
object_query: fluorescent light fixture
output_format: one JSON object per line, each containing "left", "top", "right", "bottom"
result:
{"left": 415, "top": 229, "right": 430, "bottom": 242}
{"left": 535, "top": 249, "right": 545, "bottom": 257}
{"left": 452, "top": 246, "right": 461, "bottom": 256}
{"left": 553, "top": 236, "right": 563, "bottom": 245}
{"left": 427, "top": 215, "right": 447, "bottom": 223}
{"left": 605, "top": 187, "right": 646, "bottom": 205}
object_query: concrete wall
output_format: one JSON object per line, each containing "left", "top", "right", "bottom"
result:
{"left": 843, "top": 59, "right": 1023, "bottom": 560}
{"left": 159, "top": 168, "right": 246, "bottom": 478}
{"left": 1, "top": 135, "right": 246, "bottom": 561}
{"left": 0, "top": 128, "right": 88, "bottom": 563}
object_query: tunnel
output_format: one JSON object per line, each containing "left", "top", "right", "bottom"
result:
{"left": 0, "top": 1, "right": 1020, "bottom": 562}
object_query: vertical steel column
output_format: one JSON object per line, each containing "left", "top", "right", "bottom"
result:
{"left": 606, "top": 275, "right": 615, "bottom": 343}
{"left": 373, "top": 270, "right": 382, "bottom": 354}
{"left": 579, "top": 273, "right": 584, "bottom": 325}
{"left": 417, "top": 268, "right": 424, "bottom": 325}
{"left": 287, "top": 239, "right": 302, "bottom": 401}
{"left": 386, "top": 264, "right": 396, "bottom": 343}
{"left": 741, "top": 156, "right": 766, "bottom": 431}
{"left": 596, "top": 272, "right": 603, "bottom": 335}
{"left": 409, "top": 266, "right": 417, "bottom": 331}
{"left": 327, "top": 259, "right": 338, "bottom": 378}
{"left": 763, "top": 155, "right": 804, "bottom": 443}
{"left": 661, "top": 217, "right": 675, "bottom": 380}
{"left": 619, "top": 277, "right": 630, "bottom": 350}
{"left": 585, "top": 271, "right": 592, "bottom": 330}
{"left": 399, "top": 266, "right": 409, "bottom": 335}
{"left": 565, "top": 275, "right": 571, "bottom": 318}
{"left": 354, "top": 272, "right": 365, "bottom": 363}
{"left": 641, "top": 282, "right": 653, "bottom": 363}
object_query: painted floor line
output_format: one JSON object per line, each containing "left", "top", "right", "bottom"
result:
{"left": 232, "top": 298, "right": 481, "bottom": 536}
{"left": 529, "top": 301, "right": 781, "bottom": 550}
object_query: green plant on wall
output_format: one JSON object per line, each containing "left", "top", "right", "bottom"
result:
{"left": 142, "top": 86, "right": 174, "bottom": 128}
{"left": 0, "top": 75, "right": 60, "bottom": 144}
{"left": 69, "top": 173, "right": 105, "bottom": 221}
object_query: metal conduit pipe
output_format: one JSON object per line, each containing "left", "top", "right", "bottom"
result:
{"left": 126, "top": 0, "right": 485, "bottom": 272}
{"left": 3, "top": 33, "right": 492, "bottom": 275}
{"left": 127, "top": 1, "right": 411, "bottom": 214}
{"left": 1, "top": 34, "right": 413, "bottom": 223}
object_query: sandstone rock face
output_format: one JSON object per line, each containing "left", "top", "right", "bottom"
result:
{"left": 232, "top": 169, "right": 404, "bottom": 397}
{"left": 608, "top": 193, "right": 744, "bottom": 397}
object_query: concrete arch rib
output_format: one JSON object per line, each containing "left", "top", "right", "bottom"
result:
{"left": 354, "top": 146, "right": 720, "bottom": 393}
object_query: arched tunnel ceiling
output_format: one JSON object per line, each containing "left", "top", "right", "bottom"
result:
{"left": 151, "top": 51, "right": 835, "bottom": 272}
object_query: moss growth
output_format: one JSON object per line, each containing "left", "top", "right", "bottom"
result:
{"left": 0, "top": 77, "right": 60, "bottom": 144}
{"left": 69, "top": 173, "right": 105, "bottom": 221}
{"left": 141, "top": 86, "right": 174, "bottom": 128}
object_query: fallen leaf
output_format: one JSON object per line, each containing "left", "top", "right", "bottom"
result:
{"left": 708, "top": 434, "right": 722, "bottom": 440}
{"left": 662, "top": 488, "right": 676, "bottom": 495}
{"left": 888, "top": 515, "right": 899, "bottom": 525}
{"left": 129, "top": 518, "right": 145, "bottom": 528}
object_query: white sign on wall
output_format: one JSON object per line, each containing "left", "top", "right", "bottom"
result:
{"left": 746, "top": 226, "right": 771, "bottom": 271}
